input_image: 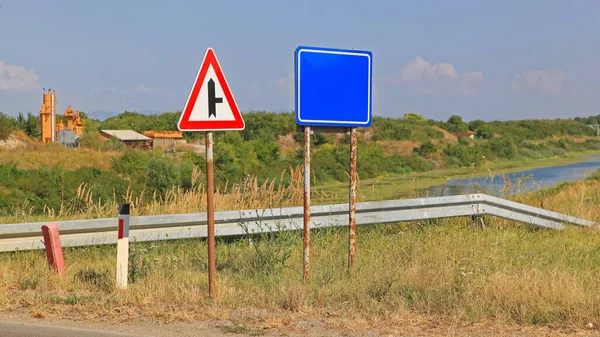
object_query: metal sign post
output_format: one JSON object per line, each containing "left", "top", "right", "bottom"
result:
{"left": 178, "top": 47, "right": 245, "bottom": 298}
{"left": 303, "top": 126, "right": 311, "bottom": 280}
{"left": 295, "top": 46, "right": 372, "bottom": 274}
{"left": 348, "top": 128, "right": 358, "bottom": 270}
{"left": 206, "top": 132, "right": 216, "bottom": 297}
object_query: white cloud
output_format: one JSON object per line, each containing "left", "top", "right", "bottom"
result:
{"left": 510, "top": 69, "right": 570, "bottom": 95}
{"left": 457, "top": 86, "right": 476, "bottom": 96}
{"left": 0, "top": 61, "right": 39, "bottom": 91}
{"left": 399, "top": 56, "right": 483, "bottom": 95}
{"left": 247, "top": 82, "right": 260, "bottom": 101}
{"left": 402, "top": 57, "right": 455, "bottom": 81}
{"left": 136, "top": 84, "right": 162, "bottom": 94}
{"left": 91, "top": 86, "right": 116, "bottom": 94}
{"left": 268, "top": 73, "right": 294, "bottom": 98}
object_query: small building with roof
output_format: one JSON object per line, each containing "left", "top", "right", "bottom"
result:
{"left": 143, "top": 130, "right": 184, "bottom": 150}
{"left": 100, "top": 130, "right": 152, "bottom": 149}
{"left": 454, "top": 130, "right": 478, "bottom": 139}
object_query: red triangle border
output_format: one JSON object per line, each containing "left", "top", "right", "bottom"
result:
{"left": 178, "top": 48, "right": 245, "bottom": 131}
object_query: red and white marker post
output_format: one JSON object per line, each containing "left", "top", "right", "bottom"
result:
{"left": 116, "top": 204, "right": 130, "bottom": 290}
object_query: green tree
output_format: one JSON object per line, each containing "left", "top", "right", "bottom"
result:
{"left": 475, "top": 124, "right": 494, "bottom": 139}
{"left": 468, "top": 119, "right": 485, "bottom": 132}
{"left": 146, "top": 157, "right": 180, "bottom": 194}
{"left": 241, "top": 112, "right": 295, "bottom": 142}
{"left": 0, "top": 113, "right": 15, "bottom": 140}
{"left": 445, "top": 115, "right": 468, "bottom": 132}
{"left": 490, "top": 137, "right": 516, "bottom": 159}
{"left": 403, "top": 113, "right": 426, "bottom": 123}
{"left": 15, "top": 112, "right": 26, "bottom": 131}
{"left": 79, "top": 119, "right": 104, "bottom": 148}
{"left": 24, "top": 113, "right": 41, "bottom": 138}
{"left": 251, "top": 140, "right": 280, "bottom": 165}
{"left": 413, "top": 140, "right": 436, "bottom": 157}
{"left": 294, "top": 132, "right": 329, "bottom": 147}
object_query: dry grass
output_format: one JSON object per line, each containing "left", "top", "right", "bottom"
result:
{"left": 512, "top": 180, "right": 600, "bottom": 221}
{"left": 1, "top": 173, "right": 600, "bottom": 331}
{"left": 278, "top": 134, "right": 299, "bottom": 155}
{"left": 0, "top": 138, "right": 120, "bottom": 171}
{"left": 376, "top": 140, "right": 420, "bottom": 156}
{"left": 434, "top": 126, "right": 458, "bottom": 144}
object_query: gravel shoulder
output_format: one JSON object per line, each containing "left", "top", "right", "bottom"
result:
{"left": 2, "top": 310, "right": 600, "bottom": 337}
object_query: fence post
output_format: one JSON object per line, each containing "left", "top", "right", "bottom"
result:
{"left": 116, "top": 204, "right": 130, "bottom": 290}
{"left": 41, "top": 223, "right": 66, "bottom": 274}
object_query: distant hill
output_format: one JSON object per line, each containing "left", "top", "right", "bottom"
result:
{"left": 88, "top": 111, "right": 119, "bottom": 121}
{"left": 88, "top": 110, "right": 163, "bottom": 121}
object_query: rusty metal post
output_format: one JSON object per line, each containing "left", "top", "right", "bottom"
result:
{"left": 348, "top": 127, "right": 358, "bottom": 271}
{"left": 303, "top": 126, "right": 311, "bottom": 281}
{"left": 206, "top": 131, "right": 216, "bottom": 298}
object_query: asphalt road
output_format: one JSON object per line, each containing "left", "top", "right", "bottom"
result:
{"left": 0, "top": 320, "right": 151, "bottom": 337}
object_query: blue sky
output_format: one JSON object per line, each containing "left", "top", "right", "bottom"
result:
{"left": 0, "top": 0, "right": 598, "bottom": 121}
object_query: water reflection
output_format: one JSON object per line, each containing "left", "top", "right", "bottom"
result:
{"left": 423, "top": 156, "right": 600, "bottom": 197}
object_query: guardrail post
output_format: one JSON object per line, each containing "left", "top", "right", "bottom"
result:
{"left": 116, "top": 204, "right": 130, "bottom": 289}
{"left": 41, "top": 223, "right": 65, "bottom": 274}
{"left": 471, "top": 215, "right": 486, "bottom": 230}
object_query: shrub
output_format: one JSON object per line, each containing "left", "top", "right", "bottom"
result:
{"left": 0, "top": 112, "right": 15, "bottom": 140}
{"left": 146, "top": 157, "right": 180, "bottom": 194}
{"left": 444, "top": 115, "right": 468, "bottom": 132}
{"left": 112, "top": 150, "right": 153, "bottom": 176}
{"left": 490, "top": 137, "right": 517, "bottom": 159}
{"left": 414, "top": 141, "right": 436, "bottom": 157}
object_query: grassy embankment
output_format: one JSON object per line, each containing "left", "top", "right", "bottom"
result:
{"left": 1, "top": 172, "right": 600, "bottom": 331}
{"left": 0, "top": 141, "right": 119, "bottom": 171}
{"left": 1, "top": 138, "right": 598, "bottom": 223}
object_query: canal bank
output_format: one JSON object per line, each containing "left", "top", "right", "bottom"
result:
{"left": 428, "top": 154, "right": 600, "bottom": 197}
{"left": 315, "top": 152, "right": 600, "bottom": 203}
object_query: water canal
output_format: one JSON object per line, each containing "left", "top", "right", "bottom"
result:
{"left": 427, "top": 155, "right": 600, "bottom": 196}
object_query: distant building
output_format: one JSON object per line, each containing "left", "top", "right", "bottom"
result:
{"left": 57, "top": 130, "right": 78, "bottom": 148}
{"left": 143, "top": 130, "right": 184, "bottom": 150}
{"left": 454, "top": 130, "right": 478, "bottom": 139}
{"left": 100, "top": 130, "right": 151, "bottom": 149}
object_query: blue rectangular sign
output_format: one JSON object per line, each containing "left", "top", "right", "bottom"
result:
{"left": 295, "top": 46, "right": 373, "bottom": 127}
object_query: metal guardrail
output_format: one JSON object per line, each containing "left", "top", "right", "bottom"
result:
{"left": 0, "top": 194, "right": 596, "bottom": 252}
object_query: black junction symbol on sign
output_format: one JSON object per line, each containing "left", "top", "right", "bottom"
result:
{"left": 208, "top": 79, "right": 223, "bottom": 118}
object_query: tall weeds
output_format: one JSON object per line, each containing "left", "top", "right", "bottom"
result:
{"left": 0, "top": 166, "right": 329, "bottom": 223}
{"left": 1, "top": 168, "right": 600, "bottom": 328}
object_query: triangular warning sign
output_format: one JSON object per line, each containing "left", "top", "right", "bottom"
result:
{"left": 178, "top": 48, "right": 245, "bottom": 131}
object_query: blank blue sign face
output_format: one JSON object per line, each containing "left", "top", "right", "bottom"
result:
{"left": 295, "top": 46, "right": 372, "bottom": 127}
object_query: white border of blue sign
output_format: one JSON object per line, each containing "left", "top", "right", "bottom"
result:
{"left": 295, "top": 46, "right": 373, "bottom": 127}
